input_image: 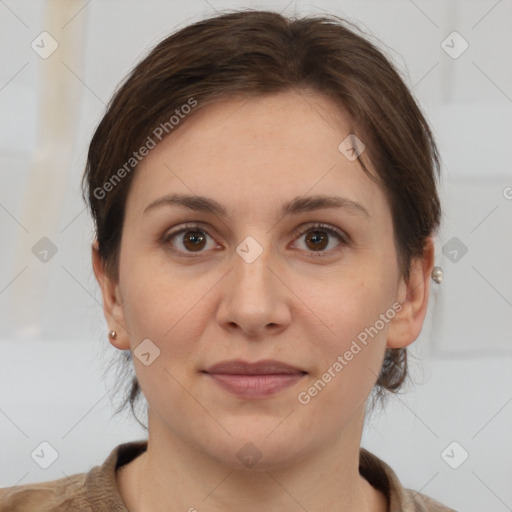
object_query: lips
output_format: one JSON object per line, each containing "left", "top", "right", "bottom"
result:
{"left": 203, "top": 360, "right": 307, "bottom": 398}
{"left": 204, "top": 359, "right": 306, "bottom": 375}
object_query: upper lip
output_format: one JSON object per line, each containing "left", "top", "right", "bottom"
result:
{"left": 204, "top": 359, "right": 306, "bottom": 375}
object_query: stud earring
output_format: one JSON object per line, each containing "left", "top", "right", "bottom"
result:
{"left": 431, "top": 266, "right": 443, "bottom": 284}
{"left": 109, "top": 330, "right": 117, "bottom": 340}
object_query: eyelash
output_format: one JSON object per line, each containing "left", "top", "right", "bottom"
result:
{"left": 162, "top": 222, "right": 351, "bottom": 259}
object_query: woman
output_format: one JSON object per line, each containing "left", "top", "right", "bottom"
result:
{"left": 0, "top": 9, "right": 455, "bottom": 512}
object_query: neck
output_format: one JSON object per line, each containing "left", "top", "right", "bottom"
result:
{"left": 120, "top": 408, "right": 386, "bottom": 512}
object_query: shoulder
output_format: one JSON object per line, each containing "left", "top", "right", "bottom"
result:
{"left": 0, "top": 440, "right": 147, "bottom": 512}
{"left": 402, "top": 488, "right": 458, "bottom": 512}
{"left": 0, "top": 473, "right": 90, "bottom": 512}
{"left": 359, "top": 447, "right": 458, "bottom": 512}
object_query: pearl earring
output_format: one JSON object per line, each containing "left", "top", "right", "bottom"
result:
{"left": 431, "top": 266, "right": 443, "bottom": 284}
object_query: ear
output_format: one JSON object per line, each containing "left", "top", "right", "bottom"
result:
{"left": 386, "top": 236, "right": 435, "bottom": 349}
{"left": 91, "top": 240, "right": 130, "bottom": 350}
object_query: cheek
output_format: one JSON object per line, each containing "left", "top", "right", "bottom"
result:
{"left": 295, "top": 283, "right": 391, "bottom": 423}
{"left": 119, "top": 274, "right": 205, "bottom": 406}
{"left": 120, "top": 245, "right": 199, "bottom": 336}
{"left": 303, "top": 273, "right": 394, "bottom": 383}
{"left": 119, "top": 255, "right": 218, "bottom": 388}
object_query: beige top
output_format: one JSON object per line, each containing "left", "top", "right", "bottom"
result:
{"left": 0, "top": 440, "right": 457, "bottom": 511}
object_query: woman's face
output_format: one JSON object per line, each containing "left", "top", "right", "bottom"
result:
{"left": 97, "top": 90, "right": 429, "bottom": 469}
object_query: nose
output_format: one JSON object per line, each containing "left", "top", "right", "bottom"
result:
{"left": 216, "top": 241, "right": 291, "bottom": 338}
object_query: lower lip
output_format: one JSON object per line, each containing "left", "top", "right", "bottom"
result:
{"left": 205, "top": 373, "right": 306, "bottom": 398}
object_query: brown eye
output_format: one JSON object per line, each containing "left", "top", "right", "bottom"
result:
{"left": 293, "top": 223, "right": 349, "bottom": 258}
{"left": 163, "top": 222, "right": 349, "bottom": 258}
{"left": 304, "top": 230, "right": 329, "bottom": 251}
{"left": 163, "top": 224, "right": 216, "bottom": 255}
{"left": 182, "top": 230, "right": 207, "bottom": 251}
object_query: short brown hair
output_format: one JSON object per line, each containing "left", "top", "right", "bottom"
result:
{"left": 82, "top": 9, "right": 441, "bottom": 427}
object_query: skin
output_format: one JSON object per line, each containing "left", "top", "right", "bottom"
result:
{"left": 93, "top": 89, "right": 435, "bottom": 512}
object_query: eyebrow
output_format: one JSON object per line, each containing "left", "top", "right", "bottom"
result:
{"left": 143, "top": 193, "right": 371, "bottom": 219}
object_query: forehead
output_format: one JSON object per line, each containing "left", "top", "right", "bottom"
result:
{"left": 126, "top": 90, "right": 387, "bottom": 220}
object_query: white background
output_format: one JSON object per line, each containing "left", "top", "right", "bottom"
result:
{"left": 1, "top": 1, "right": 511, "bottom": 511}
